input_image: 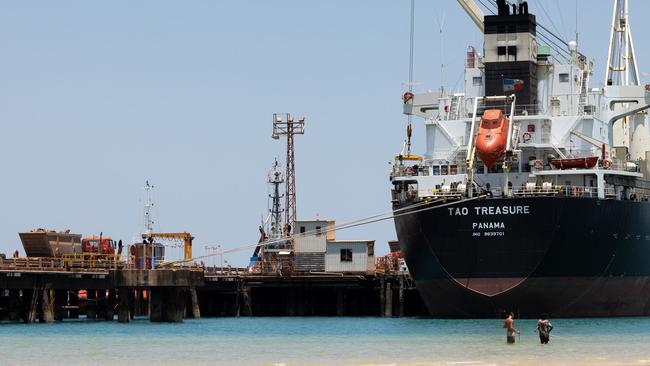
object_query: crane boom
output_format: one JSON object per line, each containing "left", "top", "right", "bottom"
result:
{"left": 570, "top": 130, "right": 609, "bottom": 149}
{"left": 142, "top": 232, "right": 194, "bottom": 261}
{"left": 457, "top": 0, "right": 485, "bottom": 33}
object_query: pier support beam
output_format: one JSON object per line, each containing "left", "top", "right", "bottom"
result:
{"left": 150, "top": 288, "right": 186, "bottom": 323}
{"left": 188, "top": 288, "right": 201, "bottom": 319}
{"left": 41, "top": 288, "right": 54, "bottom": 323}
{"left": 236, "top": 285, "right": 252, "bottom": 317}
{"left": 384, "top": 282, "right": 393, "bottom": 317}
{"left": 25, "top": 289, "right": 38, "bottom": 324}
{"left": 337, "top": 289, "right": 345, "bottom": 316}
{"left": 86, "top": 290, "right": 97, "bottom": 320}
{"left": 54, "top": 290, "right": 67, "bottom": 321}
{"left": 379, "top": 277, "right": 386, "bottom": 317}
{"left": 104, "top": 290, "right": 115, "bottom": 320}
{"left": 69, "top": 290, "right": 80, "bottom": 319}
{"left": 150, "top": 288, "right": 162, "bottom": 322}
{"left": 398, "top": 276, "right": 405, "bottom": 317}
{"left": 117, "top": 288, "right": 131, "bottom": 323}
{"left": 165, "top": 288, "right": 186, "bottom": 322}
{"left": 8, "top": 290, "right": 21, "bottom": 321}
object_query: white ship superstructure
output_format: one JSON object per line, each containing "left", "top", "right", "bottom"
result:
{"left": 395, "top": 0, "right": 650, "bottom": 200}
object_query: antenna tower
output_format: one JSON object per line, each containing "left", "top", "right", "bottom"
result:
{"left": 268, "top": 159, "right": 284, "bottom": 240}
{"left": 605, "top": 0, "right": 639, "bottom": 86}
{"left": 272, "top": 113, "right": 305, "bottom": 237}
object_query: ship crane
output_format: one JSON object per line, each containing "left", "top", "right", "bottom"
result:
{"left": 570, "top": 130, "right": 610, "bottom": 160}
{"left": 456, "top": 0, "right": 485, "bottom": 33}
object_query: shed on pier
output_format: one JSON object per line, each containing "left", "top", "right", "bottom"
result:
{"left": 293, "top": 219, "right": 374, "bottom": 274}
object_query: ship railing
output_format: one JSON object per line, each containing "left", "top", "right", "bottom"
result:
{"left": 509, "top": 185, "right": 614, "bottom": 198}
{"left": 450, "top": 103, "right": 544, "bottom": 120}
{"left": 513, "top": 104, "right": 543, "bottom": 116}
{"left": 392, "top": 164, "right": 468, "bottom": 178}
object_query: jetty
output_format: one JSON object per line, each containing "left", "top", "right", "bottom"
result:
{"left": 0, "top": 257, "right": 426, "bottom": 323}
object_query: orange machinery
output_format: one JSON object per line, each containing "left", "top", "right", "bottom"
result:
{"left": 141, "top": 232, "right": 194, "bottom": 261}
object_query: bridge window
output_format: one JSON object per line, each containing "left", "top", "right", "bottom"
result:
{"left": 473, "top": 77, "right": 482, "bottom": 86}
{"left": 559, "top": 73, "right": 570, "bottom": 83}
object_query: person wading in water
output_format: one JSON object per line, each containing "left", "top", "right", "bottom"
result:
{"left": 503, "top": 312, "right": 520, "bottom": 344}
{"left": 535, "top": 313, "right": 553, "bottom": 344}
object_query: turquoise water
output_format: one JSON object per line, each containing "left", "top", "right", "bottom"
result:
{"left": 1, "top": 317, "right": 650, "bottom": 366}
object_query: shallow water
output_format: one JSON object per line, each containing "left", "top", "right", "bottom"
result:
{"left": 1, "top": 317, "right": 650, "bottom": 366}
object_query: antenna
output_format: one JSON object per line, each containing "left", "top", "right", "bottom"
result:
{"left": 406, "top": 0, "right": 415, "bottom": 156}
{"left": 143, "top": 180, "right": 155, "bottom": 235}
{"left": 435, "top": 11, "right": 446, "bottom": 93}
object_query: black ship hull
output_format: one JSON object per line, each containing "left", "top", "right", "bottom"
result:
{"left": 393, "top": 197, "right": 650, "bottom": 317}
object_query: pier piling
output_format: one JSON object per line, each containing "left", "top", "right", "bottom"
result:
{"left": 384, "top": 282, "right": 393, "bottom": 317}
{"left": 41, "top": 288, "right": 54, "bottom": 323}
{"left": 86, "top": 290, "right": 97, "bottom": 320}
{"left": 189, "top": 287, "right": 201, "bottom": 319}
{"left": 117, "top": 288, "right": 131, "bottom": 323}
{"left": 25, "top": 289, "right": 37, "bottom": 323}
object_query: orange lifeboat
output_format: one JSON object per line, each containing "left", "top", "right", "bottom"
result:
{"left": 475, "top": 109, "right": 509, "bottom": 167}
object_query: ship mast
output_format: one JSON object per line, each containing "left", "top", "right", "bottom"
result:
{"left": 143, "top": 180, "right": 155, "bottom": 235}
{"left": 605, "top": 0, "right": 640, "bottom": 86}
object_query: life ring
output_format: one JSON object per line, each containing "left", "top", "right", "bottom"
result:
{"left": 402, "top": 92, "right": 414, "bottom": 104}
{"left": 406, "top": 166, "right": 414, "bottom": 176}
{"left": 523, "top": 132, "right": 532, "bottom": 143}
{"left": 602, "top": 159, "right": 613, "bottom": 169}
{"left": 533, "top": 159, "right": 543, "bottom": 170}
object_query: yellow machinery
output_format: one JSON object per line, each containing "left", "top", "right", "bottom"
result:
{"left": 142, "top": 232, "right": 194, "bottom": 261}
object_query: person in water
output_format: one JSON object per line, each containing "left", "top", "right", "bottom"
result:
{"left": 503, "top": 312, "right": 520, "bottom": 344}
{"left": 535, "top": 313, "right": 553, "bottom": 344}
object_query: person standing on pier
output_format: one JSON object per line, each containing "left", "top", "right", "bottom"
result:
{"left": 503, "top": 312, "right": 520, "bottom": 344}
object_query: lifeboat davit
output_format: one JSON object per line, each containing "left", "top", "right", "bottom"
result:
{"left": 475, "top": 109, "right": 509, "bottom": 167}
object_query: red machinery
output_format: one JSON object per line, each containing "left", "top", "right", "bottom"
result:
{"left": 81, "top": 236, "right": 116, "bottom": 255}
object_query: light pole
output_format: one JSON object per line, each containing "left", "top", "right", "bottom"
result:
{"left": 217, "top": 245, "right": 223, "bottom": 272}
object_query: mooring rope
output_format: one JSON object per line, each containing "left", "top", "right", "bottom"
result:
{"left": 168, "top": 195, "right": 484, "bottom": 265}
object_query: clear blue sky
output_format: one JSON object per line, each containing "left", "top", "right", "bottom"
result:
{"left": 1, "top": 1, "right": 649, "bottom": 265}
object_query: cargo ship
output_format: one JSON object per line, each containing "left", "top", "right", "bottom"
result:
{"left": 391, "top": 0, "right": 650, "bottom": 317}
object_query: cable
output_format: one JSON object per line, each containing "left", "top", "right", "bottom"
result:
{"left": 171, "top": 195, "right": 484, "bottom": 265}
{"left": 535, "top": 0, "right": 565, "bottom": 43}
{"left": 408, "top": 0, "right": 415, "bottom": 93}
